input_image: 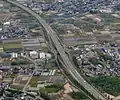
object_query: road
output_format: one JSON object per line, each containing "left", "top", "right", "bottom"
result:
{"left": 6, "top": 0, "right": 107, "bottom": 100}
{"left": 23, "top": 56, "right": 45, "bottom": 100}
{"left": 22, "top": 56, "right": 38, "bottom": 92}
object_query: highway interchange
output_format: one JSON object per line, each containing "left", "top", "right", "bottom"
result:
{"left": 5, "top": 0, "right": 107, "bottom": 100}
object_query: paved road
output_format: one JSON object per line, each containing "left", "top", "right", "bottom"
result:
{"left": 6, "top": 0, "right": 107, "bottom": 100}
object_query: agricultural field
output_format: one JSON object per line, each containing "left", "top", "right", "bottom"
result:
{"left": 29, "top": 76, "right": 39, "bottom": 87}
{"left": 3, "top": 41, "right": 23, "bottom": 52}
{"left": 11, "top": 75, "right": 29, "bottom": 90}
{"left": 40, "top": 84, "right": 63, "bottom": 93}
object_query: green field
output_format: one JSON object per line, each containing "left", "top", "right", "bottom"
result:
{"left": 10, "top": 85, "right": 23, "bottom": 90}
{"left": 70, "top": 92, "right": 90, "bottom": 100}
{"left": 29, "top": 76, "right": 39, "bottom": 87}
{"left": 40, "top": 84, "right": 63, "bottom": 93}
{"left": 3, "top": 42, "right": 23, "bottom": 50}
{"left": 11, "top": 58, "right": 31, "bottom": 65}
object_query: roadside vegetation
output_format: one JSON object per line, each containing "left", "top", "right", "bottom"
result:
{"left": 90, "top": 76, "right": 120, "bottom": 96}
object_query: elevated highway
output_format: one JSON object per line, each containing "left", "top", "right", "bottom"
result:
{"left": 6, "top": 0, "right": 107, "bottom": 100}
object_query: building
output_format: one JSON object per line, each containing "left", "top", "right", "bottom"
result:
{"left": 29, "top": 51, "right": 38, "bottom": 59}
{"left": 22, "top": 38, "right": 41, "bottom": 50}
{"left": 11, "top": 52, "right": 18, "bottom": 58}
{"left": 39, "top": 52, "right": 52, "bottom": 60}
{"left": 3, "top": 21, "right": 10, "bottom": 26}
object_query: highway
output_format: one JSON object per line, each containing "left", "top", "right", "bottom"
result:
{"left": 6, "top": 0, "right": 107, "bottom": 100}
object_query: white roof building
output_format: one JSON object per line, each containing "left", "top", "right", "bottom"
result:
{"left": 39, "top": 52, "right": 52, "bottom": 60}
{"left": 11, "top": 53, "right": 18, "bottom": 58}
{"left": 30, "top": 51, "right": 38, "bottom": 59}
{"left": 4, "top": 21, "right": 10, "bottom": 26}
{"left": 0, "top": 28, "right": 2, "bottom": 31}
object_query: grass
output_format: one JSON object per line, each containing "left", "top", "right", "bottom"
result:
{"left": 0, "top": 44, "right": 3, "bottom": 48}
{"left": 0, "top": 44, "right": 3, "bottom": 52}
{"left": 11, "top": 58, "right": 31, "bottom": 65}
{"left": 29, "top": 76, "right": 39, "bottom": 87}
{"left": 10, "top": 85, "right": 23, "bottom": 90}
{"left": 40, "top": 84, "right": 63, "bottom": 93}
{"left": 40, "top": 87, "right": 59, "bottom": 93}
{"left": 3, "top": 42, "right": 23, "bottom": 50}
{"left": 70, "top": 92, "right": 89, "bottom": 100}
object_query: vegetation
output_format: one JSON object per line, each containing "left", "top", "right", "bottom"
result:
{"left": 89, "top": 49, "right": 112, "bottom": 67}
{"left": 100, "top": 54, "right": 112, "bottom": 61}
{"left": 0, "top": 44, "right": 3, "bottom": 52}
{"left": 89, "top": 58, "right": 108, "bottom": 68}
{"left": 29, "top": 76, "right": 39, "bottom": 87}
{"left": 57, "top": 57, "right": 91, "bottom": 100}
{"left": 94, "top": 48, "right": 103, "bottom": 55}
{"left": 89, "top": 58, "right": 100, "bottom": 65}
{"left": 1, "top": 89, "right": 22, "bottom": 97}
{"left": 3, "top": 42, "right": 23, "bottom": 50}
{"left": 94, "top": 48, "right": 112, "bottom": 61}
{"left": 70, "top": 92, "right": 89, "bottom": 100}
{"left": 40, "top": 91, "right": 51, "bottom": 100}
{"left": 40, "top": 84, "right": 63, "bottom": 93}
{"left": 5, "top": 74, "right": 16, "bottom": 79}
{"left": 11, "top": 58, "right": 31, "bottom": 65}
{"left": 11, "top": 60, "right": 29, "bottom": 65}
{"left": 10, "top": 85, "right": 23, "bottom": 90}
{"left": 6, "top": 89, "right": 22, "bottom": 94}
{"left": 90, "top": 76, "right": 120, "bottom": 96}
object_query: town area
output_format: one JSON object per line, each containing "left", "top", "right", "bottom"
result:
{"left": 1, "top": 0, "right": 120, "bottom": 100}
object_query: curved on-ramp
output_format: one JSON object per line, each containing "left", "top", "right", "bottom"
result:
{"left": 5, "top": 0, "right": 107, "bottom": 100}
